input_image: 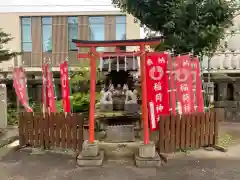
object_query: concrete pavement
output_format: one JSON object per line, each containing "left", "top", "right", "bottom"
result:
{"left": 1, "top": 123, "right": 240, "bottom": 179}
{"left": 0, "top": 146, "right": 240, "bottom": 180}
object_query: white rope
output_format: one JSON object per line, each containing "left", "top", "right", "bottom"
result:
{"left": 124, "top": 56, "right": 127, "bottom": 71}
{"left": 133, "top": 53, "right": 136, "bottom": 70}
{"left": 108, "top": 57, "right": 111, "bottom": 72}
{"left": 117, "top": 56, "right": 119, "bottom": 72}
{"left": 99, "top": 56, "right": 103, "bottom": 72}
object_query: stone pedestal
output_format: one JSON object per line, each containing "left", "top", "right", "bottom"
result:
{"left": 0, "top": 84, "right": 7, "bottom": 129}
{"left": 106, "top": 125, "right": 135, "bottom": 143}
{"left": 124, "top": 104, "right": 139, "bottom": 113}
{"left": 77, "top": 140, "right": 104, "bottom": 167}
{"left": 135, "top": 142, "right": 161, "bottom": 167}
{"left": 100, "top": 104, "right": 113, "bottom": 112}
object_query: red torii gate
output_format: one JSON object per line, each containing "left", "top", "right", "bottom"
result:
{"left": 72, "top": 37, "right": 162, "bottom": 145}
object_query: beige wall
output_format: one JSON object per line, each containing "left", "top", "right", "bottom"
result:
{"left": 0, "top": 11, "right": 140, "bottom": 71}
{"left": 126, "top": 14, "right": 140, "bottom": 51}
{"left": 0, "top": 13, "right": 21, "bottom": 69}
{"left": 219, "top": 15, "right": 240, "bottom": 51}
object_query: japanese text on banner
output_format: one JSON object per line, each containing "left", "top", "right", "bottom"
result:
{"left": 60, "top": 61, "right": 71, "bottom": 113}
{"left": 192, "top": 57, "right": 204, "bottom": 113}
{"left": 42, "top": 64, "right": 48, "bottom": 110}
{"left": 145, "top": 53, "right": 170, "bottom": 131}
{"left": 175, "top": 55, "right": 194, "bottom": 114}
{"left": 13, "top": 67, "right": 33, "bottom": 112}
{"left": 45, "top": 64, "right": 57, "bottom": 112}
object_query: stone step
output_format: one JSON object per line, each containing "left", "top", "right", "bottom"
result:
{"left": 99, "top": 141, "right": 141, "bottom": 158}
{"left": 77, "top": 140, "right": 161, "bottom": 167}
{"left": 105, "top": 157, "right": 135, "bottom": 166}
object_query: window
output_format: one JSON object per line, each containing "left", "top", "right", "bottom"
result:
{"left": 21, "top": 17, "right": 32, "bottom": 52}
{"left": 116, "top": 16, "right": 126, "bottom": 40}
{"left": 68, "top": 17, "right": 78, "bottom": 51}
{"left": 89, "top": 16, "right": 105, "bottom": 52}
{"left": 42, "top": 17, "right": 52, "bottom": 52}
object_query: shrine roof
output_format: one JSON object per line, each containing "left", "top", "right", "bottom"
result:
{"left": 72, "top": 36, "right": 163, "bottom": 45}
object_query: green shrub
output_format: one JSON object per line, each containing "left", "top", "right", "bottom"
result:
{"left": 57, "top": 92, "right": 100, "bottom": 113}
{"left": 7, "top": 103, "right": 18, "bottom": 126}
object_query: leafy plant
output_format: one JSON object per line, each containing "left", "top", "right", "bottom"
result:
{"left": 218, "top": 133, "right": 233, "bottom": 148}
{"left": 72, "top": 92, "right": 91, "bottom": 112}
{"left": 70, "top": 67, "right": 104, "bottom": 85}
{"left": 7, "top": 103, "right": 18, "bottom": 126}
{"left": 56, "top": 100, "right": 64, "bottom": 112}
{"left": 56, "top": 63, "right": 104, "bottom": 112}
{"left": 57, "top": 92, "right": 100, "bottom": 113}
{"left": 0, "top": 28, "right": 21, "bottom": 62}
{"left": 112, "top": 0, "right": 240, "bottom": 56}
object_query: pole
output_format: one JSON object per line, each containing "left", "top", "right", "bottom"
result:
{"left": 65, "top": 57, "right": 73, "bottom": 113}
{"left": 88, "top": 47, "right": 97, "bottom": 143}
{"left": 140, "top": 44, "right": 149, "bottom": 145}
{"left": 14, "top": 56, "right": 20, "bottom": 120}
{"left": 43, "top": 62, "right": 46, "bottom": 115}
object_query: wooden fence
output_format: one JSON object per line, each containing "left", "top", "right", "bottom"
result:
{"left": 158, "top": 111, "right": 219, "bottom": 153}
{"left": 19, "top": 112, "right": 84, "bottom": 151}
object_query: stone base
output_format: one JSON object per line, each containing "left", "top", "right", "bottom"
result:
{"left": 124, "top": 104, "right": 139, "bottom": 114}
{"left": 139, "top": 142, "right": 155, "bottom": 158}
{"left": 77, "top": 151, "right": 104, "bottom": 167}
{"left": 106, "top": 125, "right": 135, "bottom": 143}
{"left": 135, "top": 152, "right": 161, "bottom": 168}
{"left": 82, "top": 140, "right": 99, "bottom": 157}
{"left": 100, "top": 104, "right": 113, "bottom": 112}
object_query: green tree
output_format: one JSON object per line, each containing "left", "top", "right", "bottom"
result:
{"left": 112, "top": 0, "right": 240, "bottom": 55}
{"left": 0, "top": 28, "right": 20, "bottom": 62}
{"left": 56, "top": 67, "right": 104, "bottom": 113}
{"left": 46, "top": 37, "right": 52, "bottom": 52}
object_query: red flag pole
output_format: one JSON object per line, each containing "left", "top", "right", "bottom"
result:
{"left": 168, "top": 52, "right": 176, "bottom": 115}
{"left": 140, "top": 44, "right": 149, "bottom": 145}
{"left": 89, "top": 48, "right": 97, "bottom": 143}
{"left": 42, "top": 58, "right": 47, "bottom": 115}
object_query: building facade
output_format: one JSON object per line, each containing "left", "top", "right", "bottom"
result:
{"left": 201, "top": 15, "right": 240, "bottom": 122}
{"left": 0, "top": 11, "right": 140, "bottom": 69}
{"left": 0, "top": 11, "right": 140, "bottom": 103}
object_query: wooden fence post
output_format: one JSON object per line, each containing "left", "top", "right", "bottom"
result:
{"left": 18, "top": 112, "right": 25, "bottom": 146}
{"left": 213, "top": 110, "right": 219, "bottom": 145}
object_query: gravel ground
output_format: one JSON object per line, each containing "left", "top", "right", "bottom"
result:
{"left": 0, "top": 150, "right": 240, "bottom": 180}
{"left": 0, "top": 123, "right": 240, "bottom": 180}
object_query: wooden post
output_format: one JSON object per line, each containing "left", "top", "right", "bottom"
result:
{"left": 140, "top": 44, "right": 149, "bottom": 145}
{"left": 88, "top": 47, "right": 97, "bottom": 143}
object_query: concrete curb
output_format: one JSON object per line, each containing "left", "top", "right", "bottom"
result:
{"left": 20, "top": 147, "right": 78, "bottom": 158}
{"left": 0, "top": 136, "right": 19, "bottom": 149}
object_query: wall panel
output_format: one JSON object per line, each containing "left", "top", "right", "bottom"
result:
{"left": 105, "top": 16, "right": 116, "bottom": 52}
{"left": 76, "top": 16, "right": 90, "bottom": 67}
{"left": 52, "top": 16, "right": 68, "bottom": 66}
{"left": 31, "top": 17, "right": 42, "bottom": 67}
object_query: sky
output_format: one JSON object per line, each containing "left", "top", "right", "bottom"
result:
{"left": 0, "top": 0, "right": 120, "bottom": 12}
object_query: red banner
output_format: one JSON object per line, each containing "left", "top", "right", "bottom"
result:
{"left": 60, "top": 61, "right": 71, "bottom": 112}
{"left": 42, "top": 63, "right": 48, "bottom": 111}
{"left": 146, "top": 53, "right": 170, "bottom": 131}
{"left": 192, "top": 57, "right": 204, "bottom": 113}
{"left": 13, "top": 67, "right": 33, "bottom": 112}
{"left": 42, "top": 62, "right": 57, "bottom": 113}
{"left": 45, "top": 64, "right": 57, "bottom": 112}
{"left": 175, "top": 55, "right": 194, "bottom": 114}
